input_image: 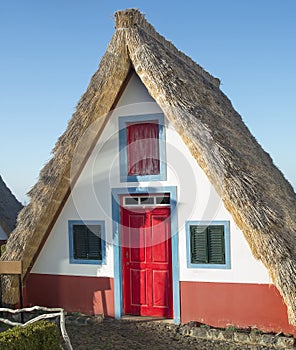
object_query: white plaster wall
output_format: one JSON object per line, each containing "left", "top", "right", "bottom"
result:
{"left": 32, "top": 73, "right": 270, "bottom": 284}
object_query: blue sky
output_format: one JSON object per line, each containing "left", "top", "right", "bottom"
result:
{"left": 0, "top": 1, "right": 295, "bottom": 203}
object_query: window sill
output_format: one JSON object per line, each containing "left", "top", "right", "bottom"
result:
{"left": 69, "top": 258, "right": 106, "bottom": 265}
{"left": 187, "top": 262, "right": 231, "bottom": 269}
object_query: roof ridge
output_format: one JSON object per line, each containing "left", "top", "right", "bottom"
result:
{"left": 115, "top": 9, "right": 220, "bottom": 88}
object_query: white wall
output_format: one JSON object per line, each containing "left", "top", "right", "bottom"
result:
{"left": 32, "top": 73, "right": 270, "bottom": 284}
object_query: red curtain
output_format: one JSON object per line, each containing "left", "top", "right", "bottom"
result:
{"left": 127, "top": 122, "right": 160, "bottom": 176}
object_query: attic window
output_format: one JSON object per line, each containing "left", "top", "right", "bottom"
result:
{"left": 186, "top": 221, "right": 231, "bottom": 269}
{"left": 127, "top": 122, "right": 160, "bottom": 176}
{"left": 68, "top": 220, "right": 106, "bottom": 265}
{"left": 119, "top": 113, "right": 167, "bottom": 182}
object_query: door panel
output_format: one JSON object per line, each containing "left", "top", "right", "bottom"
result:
{"left": 122, "top": 205, "right": 173, "bottom": 317}
{"left": 152, "top": 270, "right": 169, "bottom": 307}
{"left": 131, "top": 269, "right": 147, "bottom": 306}
{"left": 151, "top": 214, "right": 170, "bottom": 263}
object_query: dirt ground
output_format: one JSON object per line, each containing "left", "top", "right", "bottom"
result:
{"left": 65, "top": 318, "right": 276, "bottom": 350}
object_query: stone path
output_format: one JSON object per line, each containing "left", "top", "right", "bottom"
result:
{"left": 65, "top": 318, "right": 281, "bottom": 350}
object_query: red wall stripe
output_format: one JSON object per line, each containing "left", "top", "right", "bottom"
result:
{"left": 25, "top": 274, "right": 114, "bottom": 317}
{"left": 180, "top": 281, "right": 296, "bottom": 337}
{"left": 25, "top": 274, "right": 296, "bottom": 337}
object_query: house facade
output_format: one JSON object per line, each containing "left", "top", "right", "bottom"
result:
{"left": 3, "top": 9, "right": 296, "bottom": 337}
{"left": 24, "top": 73, "right": 295, "bottom": 335}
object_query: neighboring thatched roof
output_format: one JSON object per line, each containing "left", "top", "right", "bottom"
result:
{"left": 0, "top": 176, "right": 23, "bottom": 236}
{"left": 2, "top": 9, "right": 296, "bottom": 326}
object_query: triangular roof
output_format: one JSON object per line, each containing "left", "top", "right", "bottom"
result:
{"left": 2, "top": 9, "right": 296, "bottom": 326}
{"left": 0, "top": 176, "right": 23, "bottom": 236}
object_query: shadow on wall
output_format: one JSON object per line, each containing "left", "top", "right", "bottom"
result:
{"left": 93, "top": 277, "right": 112, "bottom": 316}
{"left": 24, "top": 274, "right": 115, "bottom": 317}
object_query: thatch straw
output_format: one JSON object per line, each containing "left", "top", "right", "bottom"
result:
{"left": 2, "top": 9, "right": 296, "bottom": 326}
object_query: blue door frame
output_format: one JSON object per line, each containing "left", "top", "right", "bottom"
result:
{"left": 111, "top": 186, "right": 180, "bottom": 323}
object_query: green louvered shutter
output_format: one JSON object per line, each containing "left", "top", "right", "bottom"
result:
{"left": 73, "top": 225, "right": 88, "bottom": 259}
{"left": 73, "top": 224, "right": 102, "bottom": 260}
{"left": 190, "top": 225, "right": 208, "bottom": 263}
{"left": 208, "top": 225, "right": 225, "bottom": 264}
{"left": 87, "top": 225, "right": 102, "bottom": 260}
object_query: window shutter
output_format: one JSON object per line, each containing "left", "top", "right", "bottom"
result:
{"left": 208, "top": 225, "right": 225, "bottom": 264}
{"left": 190, "top": 225, "right": 208, "bottom": 263}
{"left": 73, "top": 224, "right": 102, "bottom": 260}
{"left": 73, "top": 225, "right": 88, "bottom": 259}
{"left": 87, "top": 225, "right": 102, "bottom": 260}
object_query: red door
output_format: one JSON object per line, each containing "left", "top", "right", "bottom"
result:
{"left": 121, "top": 206, "right": 173, "bottom": 318}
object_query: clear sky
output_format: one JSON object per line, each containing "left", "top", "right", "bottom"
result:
{"left": 0, "top": 0, "right": 295, "bottom": 203}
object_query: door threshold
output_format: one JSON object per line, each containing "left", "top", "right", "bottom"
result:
{"left": 121, "top": 315, "right": 174, "bottom": 323}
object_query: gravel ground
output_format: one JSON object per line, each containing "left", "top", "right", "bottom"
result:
{"left": 66, "top": 318, "right": 276, "bottom": 350}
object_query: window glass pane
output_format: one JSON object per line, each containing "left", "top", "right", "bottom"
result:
{"left": 127, "top": 122, "right": 160, "bottom": 176}
{"left": 125, "top": 197, "right": 139, "bottom": 205}
{"left": 140, "top": 197, "right": 154, "bottom": 205}
{"left": 155, "top": 196, "right": 170, "bottom": 205}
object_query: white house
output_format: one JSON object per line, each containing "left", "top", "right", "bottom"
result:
{"left": 3, "top": 9, "right": 296, "bottom": 337}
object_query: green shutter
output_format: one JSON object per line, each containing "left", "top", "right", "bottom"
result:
{"left": 190, "top": 225, "right": 208, "bottom": 263}
{"left": 73, "top": 225, "right": 88, "bottom": 259}
{"left": 208, "top": 225, "right": 225, "bottom": 264}
{"left": 87, "top": 225, "right": 102, "bottom": 260}
{"left": 190, "top": 224, "right": 226, "bottom": 265}
{"left": 73, "top": 224, "right": 102, "bottom": 260}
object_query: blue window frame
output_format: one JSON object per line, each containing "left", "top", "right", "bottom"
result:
{"left": 186, "top": 221, "right": 231, "bottom": 269}
{"left": 119, "top": 113, "right": 167, "bottom": 182}
{"left": 68, "top": 220, "right": 106, "bottom": 265}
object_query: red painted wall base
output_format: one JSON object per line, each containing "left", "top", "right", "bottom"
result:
{"left": 25, "top": 274, "right": 114, "bottom": 317}
{"left": 180, "top": 281, "right": 296, "bottom": 337}
{"left": 25, "top": 275, "right": 296, "bottom": 337}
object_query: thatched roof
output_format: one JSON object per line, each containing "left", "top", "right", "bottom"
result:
{"left": 0, "top": 176, "right": 23, "bottom": 235}
{"left": 2, "top": 9, "right": 296, "bottom": 326}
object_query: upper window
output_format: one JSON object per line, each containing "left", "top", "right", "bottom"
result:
{"left": 127, "top": 122, "right": 160, "bottom": 176}
{"left": 68, "top": 220, "right": 106, "bottom": 265}
{"left": 119, "top": 114, "right": 166, "bottom": 182}
{"left": 186, "top": 221, "right": 230, "bottom": 269}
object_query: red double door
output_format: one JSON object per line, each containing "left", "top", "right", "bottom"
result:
{"left": 121, "top": 206, "right": 173, "bottom": 318}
